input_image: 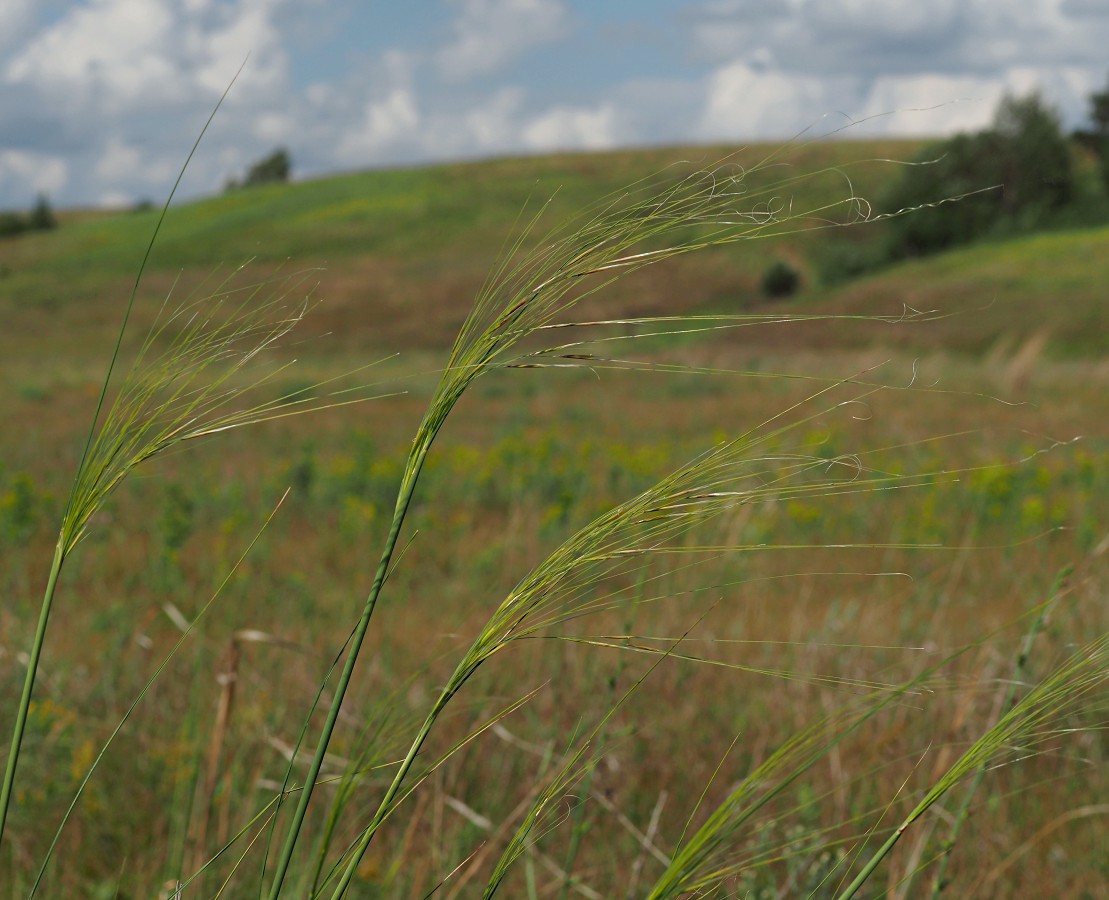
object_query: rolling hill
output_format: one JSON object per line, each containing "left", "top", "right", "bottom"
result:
{"left": 0, "top": 138, "right": 1105, "bottom": 366}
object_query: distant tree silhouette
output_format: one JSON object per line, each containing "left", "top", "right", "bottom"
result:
{"left": 761, "top": 259, "right": 801, "bottom": 299}
{"left": 0, "top": 194, "right": 58, "bottom": 239}
{"left": 29, "top": 194, "right": 56, "bottom": 231}
{"left": 241, "top": 148, "right": 291, "bottom": 188}
{"left": 1085, "top": 75, "right": 1109, "bottom": 190}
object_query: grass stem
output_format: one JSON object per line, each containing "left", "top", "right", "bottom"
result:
{"left": 0, "top": 543, "right": 64, "bottom": 848}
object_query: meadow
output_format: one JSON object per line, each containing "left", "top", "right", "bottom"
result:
{"left": 0, "top": 140, "right": 1106, "bottom": 898}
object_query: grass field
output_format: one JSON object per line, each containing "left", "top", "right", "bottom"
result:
{"left": 0, "top": 141, "right": 1106, "bottom": 898}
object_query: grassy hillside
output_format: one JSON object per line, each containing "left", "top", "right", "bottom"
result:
{"left": 0, "top": 140, "right": 917, "bottom": 351}
{"left": 817, "top": 226, "right": 1109, "bottom": 356}
{"left": 1, "top": 142, "right": 1106, "bottom": 897}
{"left": 2, "top": 138, "right": 1105, "bottom": 371}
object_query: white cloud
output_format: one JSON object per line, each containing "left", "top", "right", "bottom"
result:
{"left": 855, "top": 78, "right": 1002, "bottom": 137}
{"left": 436, "top": 0, "right": 570, "bottom": 80}
{"left": 0, "top": 150, "right": 68, "bottom": 199}
{"left": 5, "top": 0, "right": 181, "bottom": 108}
{"left": 697, "top": 61, "right": 845, "bottom": 141}
{"left": 0, "top": 0, "right": 300, "bottom": 205}
{"left": 460, "top": 88, "right": 526, "bottom": 150}
{"left": 686, "top": 0, "right": 1109, "bottom": 138}
{"left": 853, "top": 65, "right": 1103, "bottom": 137}
{"left": 189, "top": 0, "right": 289, "bottom": 99}
{"left": 522, "top": 104, "right": 618, "bottom": 151}
{"left": 689, "top": 0, "right": 1109, "bottom": 81}
{"left": 5, "top": 0, "right": 290, "bottom": 112}
{"left": 94, "top": 136, "right": 143, "bottom": 183}
{"left": 0, "top": 0, "right": 35, "bottom": 55}
{"left": 336, "top": 88, "right": 421, "bottom": 163}
{"left": 96, "top": 190, "right": 134, "bottom": 209}
{"left": 253, "top": 111, "right": 296, "bottom": 143}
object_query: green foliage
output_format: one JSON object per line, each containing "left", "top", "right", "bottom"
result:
{"left": 0, "top": 194, "right": 58, "bottom": 239}
{"left": 882, "top": 92, "right": 1075, "bottom": 259}
{"left": 1084, "top": 74, "right": 1109, "bottom": 190}
{"left": 228, "top": 147, "right": 292, "bottom": 191}
{"left": 28, "top": 195, "right": 56, "bottom": 232}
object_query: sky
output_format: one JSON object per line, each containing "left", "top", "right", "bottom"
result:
{"left": 2, "top": 0, "right": 1108, "bottom": 210}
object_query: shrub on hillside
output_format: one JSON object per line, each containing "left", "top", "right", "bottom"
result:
{"left": 761, "top": 259, "right": 801, "bottom": 298}
{"left": 1082, "top": 75, "right": 1109, "bottom": 191}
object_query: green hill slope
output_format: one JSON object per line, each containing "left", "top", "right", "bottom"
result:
{"left": 815, "top": 226, "right": 1109, "bottom": 357}
{"left": 0, "top": 139, "right": 1104, "bottom": 362}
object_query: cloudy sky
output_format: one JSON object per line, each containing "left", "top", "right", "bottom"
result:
{"left": 2, "top": 0, "right": 1108, "bottom": 209}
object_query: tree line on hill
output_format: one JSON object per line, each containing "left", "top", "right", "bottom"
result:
{"left": 0, "top": 148, "right": 292, "bottom": 242}
{"left": 816, "top": 77, "right": 1109, "bottom": 284}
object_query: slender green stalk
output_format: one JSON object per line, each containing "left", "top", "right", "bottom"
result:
{"left": 324, "top": 642, "right": 470, "bottom": 897}
{"left": 0, "top": 72, "right": 241, "bottom": 848}
{"left": 265, "top": 438, "right": 435, "bottom": 898}
{"left": 0, "top": 544, "right": 63, "bottom": 849}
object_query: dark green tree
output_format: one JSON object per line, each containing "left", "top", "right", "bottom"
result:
{"left": 880, "top": 130, "right": 1002, "bottom": 256}
{"left": 242, "top": 148, "right": 291, "bottom": 188}
{"left": 881, "top": 92, "right": 1074, "bottom": 258}
{"left": 991, "top": 93, "right": 1073, "bottom": 214}
{"left": 760, "top": 259, "right": 801, "bottom": 298}
{"left": 28, "top": 193, "right": 56, "bottom": 231}
{"left": 1086, "top": 76, "right": 1109, "bottom": 189}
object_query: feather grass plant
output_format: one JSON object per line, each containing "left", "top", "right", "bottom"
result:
{"left": 2, "top": 108, "right": 1105, "bottom": 898}
{"left": 0, "top": 89, "right": 394, "bottom": 876}
{"left": 262, "top": 149, "right": 884, "bottom": 896}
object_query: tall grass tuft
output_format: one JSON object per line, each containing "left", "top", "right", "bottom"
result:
{"left": 0, "top": 89, "right": 393, "bottom": 875}
{"left": 1, "top": 119, "right": 1104, "bottom": 898}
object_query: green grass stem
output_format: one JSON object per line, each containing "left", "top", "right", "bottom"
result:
{"left": 0, "top": 72, "right": 242, "bottom": 851}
